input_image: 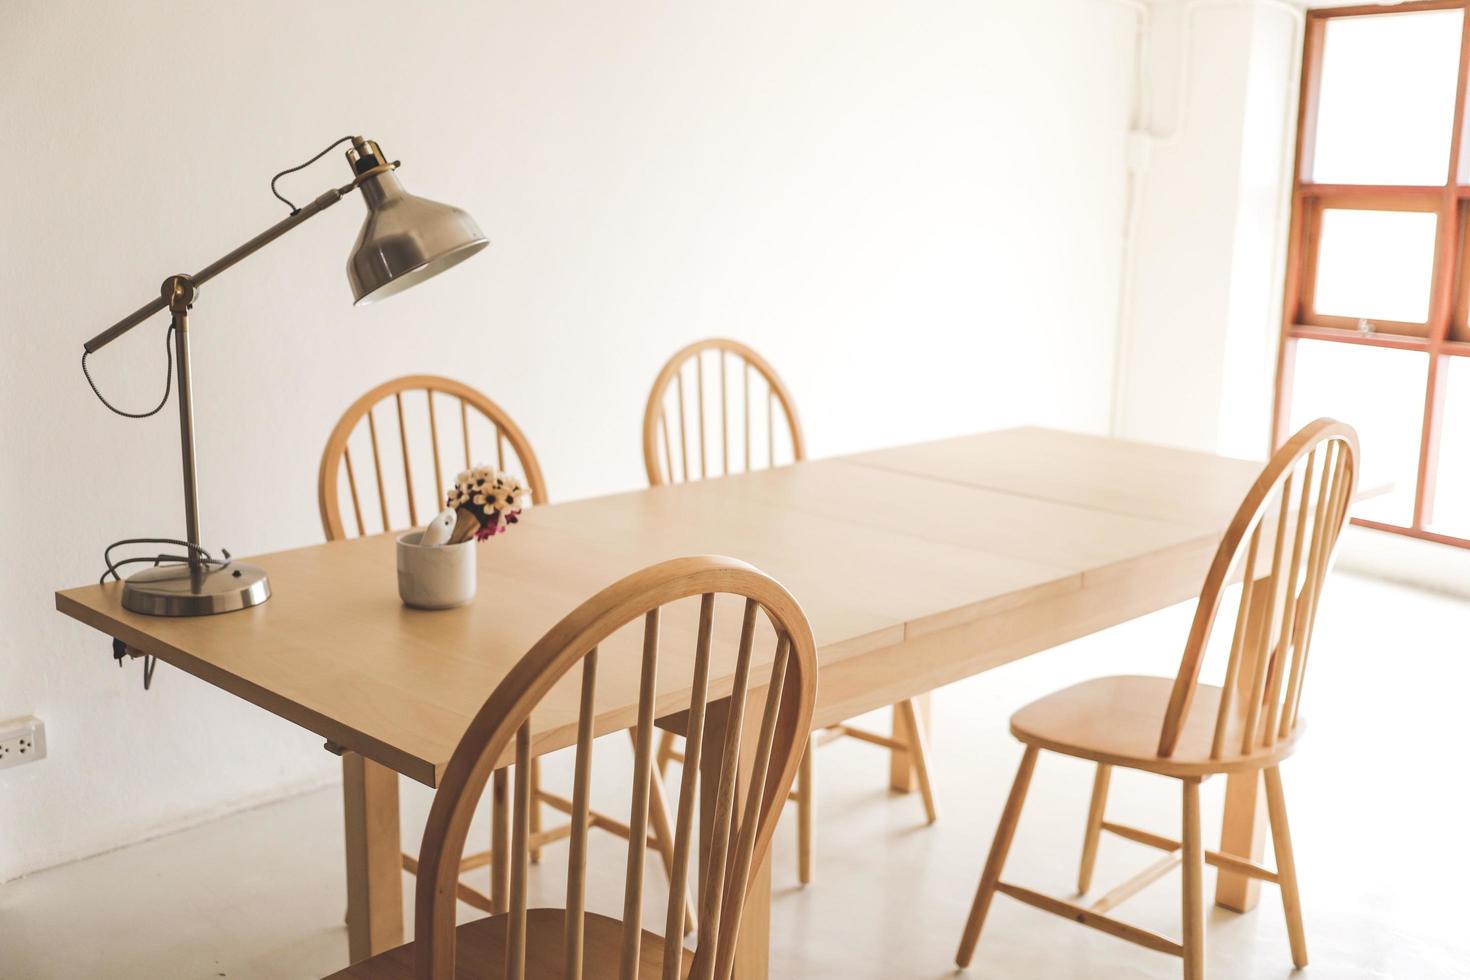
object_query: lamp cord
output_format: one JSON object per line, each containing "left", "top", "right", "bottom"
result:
{"left": 81, "top": 323, "right": 177, "bottom": 419}
{"left": 81, "top": 135, "right": 359, "bottom": 415}
{"left": 100, "top": 537, "right": 221, "bottom": 584}
{"left": 99, "top": 538, "right": 231, "bottom": 693}
{"left": 269, "top": 134, "right": 358, "bottom": 214}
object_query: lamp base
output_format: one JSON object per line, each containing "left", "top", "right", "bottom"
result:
{"left": 121, "top": 562, "right": 270, "bottom": 617}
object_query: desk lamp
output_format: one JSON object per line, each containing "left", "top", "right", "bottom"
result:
{"left": 82, "top": 136, "right": 488, "bottom": 617}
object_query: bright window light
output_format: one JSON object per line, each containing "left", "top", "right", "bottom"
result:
{"left": 1429, "top": 359, "right": 1470, "bottom": 538}
{"left": 1312, "top": 10, "right": 1463, "bottom": 186}
{"left": 1313, "top": 208, "right": 1438, "bottom": 324}
{"left": 1288, "top": 340, "right": 1427, "bottom": 527}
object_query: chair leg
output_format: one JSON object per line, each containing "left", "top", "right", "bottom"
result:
{"left": 956, "top": 745, "right": 1039, "bottom": 968}
{"left": 656, "top": 729, "right": 679, "bottom": 778}
{"left": 897, "top": 698, "right": 939, "bottom": 824}
{"left": 1077, "top": 763, "right": 1112, "bottom": 894}
{"left": 797, "top": 733, "right": 815, "bottom": 885}
{"left": 1181, "top": 777, "right": 1205, "bottom": 980}
{"left": 1264, "top": 766, "right": 1308, "bottom": 969}
{"left": 528, "top": 757, "right": 543, "bottom": 863}
{"left": 491, "top": 767, "right": 509, "bottom": 913}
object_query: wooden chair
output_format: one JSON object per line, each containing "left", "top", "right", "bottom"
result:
{"left": 325, "top": 554, "right": 819, "bottom": 979}
{"left": 954, "top": 419, "right": 1359, "bottom": 979}
{"left": 318, "top": 375, "right": 683, "bottom": 918}
{"left": 318, "top": 374, "right": 549, "bottom": 542}
{"left": 642, "top": 339, "right": 939, "bottom": 888}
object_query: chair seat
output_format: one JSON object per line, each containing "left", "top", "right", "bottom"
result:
{"left": 326, "top": 908, "right": 693, "bottom": 979}
{"left": 1009, "top": 675, "right": 1302, "bottom": 777}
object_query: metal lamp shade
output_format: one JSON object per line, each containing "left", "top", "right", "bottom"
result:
{"left": 347, "top": 170, "right": 488, "bottom": 304}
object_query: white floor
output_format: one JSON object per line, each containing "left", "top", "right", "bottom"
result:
{"left": 3, "top": 573, "right": 1467, "bottom": 979}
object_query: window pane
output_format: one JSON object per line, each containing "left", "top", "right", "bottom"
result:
{"left": 1312, "top": 10, "right": 1462, "bottom": 186}
{"left": 1288, "top": 340, "right": 1426, "bottom": 526}
{"left": 1428, "top": 358, "right": 1470, "bottom": 538}
{"left": 1313, "top": 208, "right": 1437, "bottom": 324}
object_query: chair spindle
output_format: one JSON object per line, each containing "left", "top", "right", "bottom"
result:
{"left": 1240, "top": 478, "right": 1294, "bottom": 753}
{"left": 1279, "top": 447, "right": 1331, "bottom": 738}
{"left": 506, "top": 722, "right": 532, "bottom": 980}
{"left": 1288, "top": 442, "right": 1351, "bottom": 732}
{"left": 366, "top": 409, "right": 390, "bottom": 532}
{"left": 619, "top": 611, "right": 662, "bottom": 980}
{"left": 690, "top": 599, "right": 759, "bottom": 980}
{"left": 426, "top": 391, "right": 444, "bottom": 504}
{"left": 1210, "top": 524, "right": 1261, "bottom": 759}
{"left": 660, "top": 413, "right": 674, "bottom": 485}
{"left": 711, "top": 635, "right": 793, "bottom": 980}
{"left": 563, "top": 648, "right": 598, "bottom": 980}
{"left": 719, "top": 351, "right": 729, "bottom": 477}
{"left": 742, "top": 363, "right": 751, "bottom": 473}
{"left": 675, "top": 371, "right": 690, "bottom": 484}
{"left": 342, "top": 445, "right": 366, "bottom": 537}
{"left": 662, "top": 594, "right": 715, "bottom": 979}
{"left": 460, "top": 398, "right": 471, "bottom": 468}
{"left": 394, "top": 392, "right": 418, "bottom": 527}
{"left": 1262, "top": 457, "right": 1316, "bottom": 745}
{"left": 696, "top": 354, "right": 708, "bottom": 480}
{"left": 767, "top": 388, "right": 775, "bottom": 468}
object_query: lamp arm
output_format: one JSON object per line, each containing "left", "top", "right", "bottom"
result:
{"left": 83, "top": 181, "right": 354, "bottom": 354}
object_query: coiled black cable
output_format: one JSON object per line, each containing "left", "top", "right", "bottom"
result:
{"left": 269, "top": 134, "right": 357, "bottom": 214}
{"left": 81, "top": 323, "right": 176, "bottom": 418}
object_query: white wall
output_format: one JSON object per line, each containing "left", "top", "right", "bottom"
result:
{"left": 0, "top": 0, "right": 1139, "bottom": 880}
{"left": 1218, "top": 2, "right": 1303, "bottom": 459}
{"left": 1113, "top": 0, "right": 1303, "bottom": 459}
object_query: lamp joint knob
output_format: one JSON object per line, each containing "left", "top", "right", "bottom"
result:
{"left": 161, "top": 274, "right": 199, "bottom": 313}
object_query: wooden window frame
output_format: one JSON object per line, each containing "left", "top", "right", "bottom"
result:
{"left": 1296, "top": 190, "right": 1442, "bottom": 339}
{"left": 1273, "top": 0, "right": 1470, "bottom": 548}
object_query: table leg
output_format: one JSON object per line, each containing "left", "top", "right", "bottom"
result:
{"left": 699, "top": 698, "right": 773, "bottom": 980}
{"left": 1216, "top": 770, "right": 1267, "bottom": 911}
{"left": 342, "top": 752, "right": 404, "bottom": 962}
{"left": 889, "top": 692, "right": 930, "bottom": 792}
{"left": 1214, "top": 570, "right": 1275, "bottom": 913}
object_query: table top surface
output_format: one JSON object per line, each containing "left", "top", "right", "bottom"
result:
{"left": 55, "top": 427, "right": 1266, "bottom": 786}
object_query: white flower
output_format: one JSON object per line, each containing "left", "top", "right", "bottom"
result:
{"left": 445, "top": 463, "right": 529, "bottom": 536}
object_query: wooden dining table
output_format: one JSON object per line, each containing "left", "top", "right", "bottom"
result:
{"left": 55, "top": 427, "right": 1284, "bottom": 978}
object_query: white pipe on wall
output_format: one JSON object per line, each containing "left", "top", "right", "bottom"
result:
{"left": 1105, "top": 0, "right": 1305, "bottom": 441}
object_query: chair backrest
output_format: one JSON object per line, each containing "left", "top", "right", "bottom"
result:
{"left": 317, "top": 374, "right": 549, "bottom": 540}
{"left": 413, "top": 556, "right": 818, "bottom": 980}
{"left": 1159, "top": 418, "right": 1359, "bottom": 760}
{"left": 643, "top": 339, "right": 805, "bottom": 486}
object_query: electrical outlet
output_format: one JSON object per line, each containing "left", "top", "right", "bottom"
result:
{"left": 0, "top": 717, "right": 46, "bottom": 771}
